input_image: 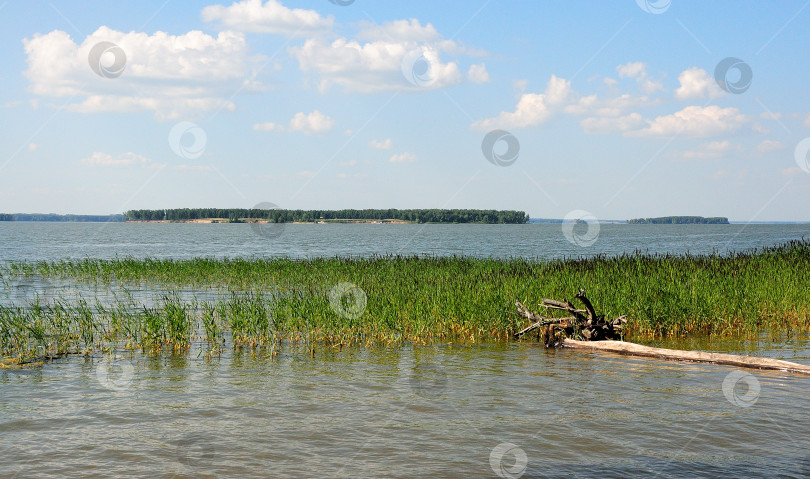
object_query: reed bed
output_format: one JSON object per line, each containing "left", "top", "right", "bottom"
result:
{"left": 1, "top": 240, "right": 809, "bottom": 362}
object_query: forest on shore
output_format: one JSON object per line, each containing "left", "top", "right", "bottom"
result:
{"left": 122, "top": 208, "right": 530, "bottom": 224}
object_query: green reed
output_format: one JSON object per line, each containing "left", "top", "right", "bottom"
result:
{"left": 2, "top": 240, "right": 809, "bottom": 362}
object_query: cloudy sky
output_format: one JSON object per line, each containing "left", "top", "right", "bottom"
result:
{"left": 1, "top": 0, "right": 809, "bottom": 221}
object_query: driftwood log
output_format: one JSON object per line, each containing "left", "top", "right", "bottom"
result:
{"left": 564, "top": 339, "right": 810, "bottom": 375}
{"left": 516, "top": 290, "right": 810, "bottom": 375}
{"left": 515, "top": 289, "right": 625, "bottom": 346}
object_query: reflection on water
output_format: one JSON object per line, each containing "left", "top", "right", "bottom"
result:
{"left": 1, "top": 341, "right": 809, "bottom": 477}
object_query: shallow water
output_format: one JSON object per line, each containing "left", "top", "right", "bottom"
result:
{"left": 2, "top": 222, "right": 810, "bottom": 477}
{"left": 2, "top": 338, "right": 810, "bottom": 478}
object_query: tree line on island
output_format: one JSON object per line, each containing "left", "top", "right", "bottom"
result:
{"left": 0, "top": 213, "right": 124, "bottom": 222}
{"left": 122, "top": 208, "right": 531, "bottom": 224}
{"left": 628, "top": 216, "right": 729, "bottom": 225}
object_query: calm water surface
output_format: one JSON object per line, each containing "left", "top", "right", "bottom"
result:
{"left": 2, "top": 222, "right": 810, "bottom": 477}
{"left": 0, "top": 222, "right": 808, "bottom": 261}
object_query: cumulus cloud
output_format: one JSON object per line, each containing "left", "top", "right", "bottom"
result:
{"left": 580, "top": 113, "right": 644, "bottom": 134}
{"left": 23, "top": 27, "right": 256, "bottom": 120}
{"left": 289, "top": 110, "right": 334, "bottom": 134}
{"left": 201, "top": 0, "right": 333, "bottom": 36}
{"left": 629, "top": 105, "right": 749, "bottom": 137}
{"left": 254, "top": 110, "right": 334, "bottom": 135}
{"left": 674, "top": 67, "right": 724, "bottom": 100}
{"left": 369, "top": 138, "right": 393, "bottom": 150}
{"left": 467, "top": 63, "right": 489, "bottom": 83}
{"left": 290, "top": 18, "right": 471, "bottom": 93}
{"left": 389, "top": 152, "right": 417, "bottom": 163}
{"left": 471, "top": 75, "right": 572, "bottom": 130}
{"left": 80, "top": 151, "right": 153, "bottom": 167}
{"left": 674, "top": 140, "right": 741, "bottom": 160}
{"left": 615, "top": 61, "right": 663, "bottom": 94}
{"left": 756, "top": 139, "right": 783, "bottom": 153}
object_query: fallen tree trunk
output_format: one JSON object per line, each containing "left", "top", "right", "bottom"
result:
{"left": 564, "top": 339, "right": 810, "bottom": 375}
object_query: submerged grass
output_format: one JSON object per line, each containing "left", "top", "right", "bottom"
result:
{"left": 1, "top": 240, "right": 809, "bottom": 362}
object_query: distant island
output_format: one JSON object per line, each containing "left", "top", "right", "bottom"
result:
{"left": 628, "top": 216, "right": 729, "bottom": 225}
{"left": 0, "top": 213, "right": 123, "bottom": 222}
{"left": 122, "top": 208, "right": 530, "bottom": 224}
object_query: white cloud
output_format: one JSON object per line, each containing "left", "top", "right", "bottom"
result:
{"left": 805, "top": 112, "right": 810, "bottom": 127}
{"left": 289, "top": 110, "right": 334, "bottom": 135}
{"left": 338, "top": 160, "right": 357, "bottom": 167}
{"left": 201, "top": 0, "right": 333, "bottom": 36}
{"left": 467, "top": 63, "right": 489, "bottom": 83}
{"left": 369, "top": 138, "right": 393, "bottom": 150}
{"left": 617, "top": 61, "right": 646, "bottom": 79}
{"left": 253, "top": 122, "right": 283, "bottom": 132}
{"left": 356, "top": 18, "right": 440, "bottom": 42}
{"left": 759, "top": 112, "right": 782, "bottom": 120}
{"left": 80, "top": 151, "right": 152, "bottom": 167}
{"left": 27, "top": 143, "right": 39, "bottom": 152}
{"left": 674, "top": 67, "right": 724, "bottom": 100}
{"left": 23, "top": 27, "right": 254, "bottom": 120}
{"left": 629, "top": 105, "right": 749, "bottom": 137}
{"left": 389, "top": 152, "right": 417, "bottom": 163}
{"left": 675, "top": 140, "right": 741, "bottom": 160}
{"left": 580, "top": 113, "right": 644, "bottom": 134}
{"left": 289, "top": 19, "right": 468, "bottom": 93}
{"left": 616, "top": 62, "right": 662, "bottom": 94}
{"left": 254, "top": 110, "right": 334, "bottom": 135}
{"left": 757, "top": 139, "right": 783, "bottom": 153}
{"left": 471, "top": 75, "right": 572, "bottom": 130}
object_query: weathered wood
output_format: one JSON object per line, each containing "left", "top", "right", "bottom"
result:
{"left": 563, "top": 339, "right": 810, "bottom": 375}
{"left": 574, "top": 289, "right": 596, "bottom": 322}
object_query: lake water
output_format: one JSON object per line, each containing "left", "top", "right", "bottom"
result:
{"left": 0, "top": 222, "right": 808, "bottom": 262}
{"left": 2, "top": 222, "right": 810, "bottom": 478}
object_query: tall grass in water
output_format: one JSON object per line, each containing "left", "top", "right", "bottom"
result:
{"left": 2, "top": 240, "right": 809, "bottom": 362}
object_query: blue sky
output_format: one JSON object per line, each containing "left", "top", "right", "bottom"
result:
{"left": 1, "top": 0, "right": 809, "bottom": 221}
